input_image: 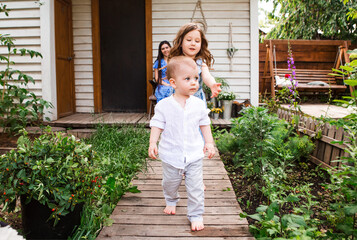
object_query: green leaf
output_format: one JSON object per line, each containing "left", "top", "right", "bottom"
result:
{"left": 344, "top": 204, "right": 357, "bottom": 215}
{"left": 247, "top": 213, "right": 263, "bottom": 221}
{"left": 286, "top": 194, "right": 300, "bottom": 202}
{"left": 344, "top": 79, "right": 357, "bottom": 87}
{"left": 127, "top": 186, "right": 141, "bottom": 193}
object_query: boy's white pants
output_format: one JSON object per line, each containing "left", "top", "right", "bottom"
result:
{"left": 161, "top": 159, "right": 204, "bottom": 222}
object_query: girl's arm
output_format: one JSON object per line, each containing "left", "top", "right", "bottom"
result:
{"left": 154, "top": 69, "right": 159, "bottom": 82}
{"left": 201, "top": 63, "right": 221, "bottom": 98}
{"left": 200, "top": 125, "right": 215, "bottom": 159}
{"left": 148, "top": 127, "right": 163, "bottom": 159}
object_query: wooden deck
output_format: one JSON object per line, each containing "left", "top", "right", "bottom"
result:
{"left": 47, "top": 113, "right": 232, "bottom": 128}
{"left": 97, "top": 152, "right": 254, "bottom": 239}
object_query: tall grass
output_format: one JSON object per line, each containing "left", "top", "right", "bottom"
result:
{"left": 69, "top": 125, "right": 149, "bottom": 240}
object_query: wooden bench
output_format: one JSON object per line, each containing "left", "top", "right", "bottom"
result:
{"left": 274, "top": 68, "right": 347, "bottom": 93}
{"left": 261, "top": 39, "right": 352, "bottom": 97}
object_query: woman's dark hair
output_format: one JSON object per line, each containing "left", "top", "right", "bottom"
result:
{"left": 155, "top": 40, "right": 171, "bottom": 85}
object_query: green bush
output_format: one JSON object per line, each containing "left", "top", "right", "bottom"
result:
{"left": 0, "top": 26, "right": 52, "bottom": 134}
{"left": 70, "top": 125, "right": 149, "bottom": 240}
{"left": 0, "top": 127, "right": 99, "bottom": 225}
{"left": 217, "top": 106, "right": 314, "bottom": 177}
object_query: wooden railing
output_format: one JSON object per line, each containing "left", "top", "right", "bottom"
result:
{"left": 277, "top": 108, "right": 349, "bottom": 169}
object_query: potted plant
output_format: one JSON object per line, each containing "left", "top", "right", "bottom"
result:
{"left": 211, "top": 108, "right": 222, "bottom": 120}
{"left": 217, "top": 91, "right": 236, "bottom": 120}
{"left": 0, "top": 127, "right": 101, "bottom": 239}
{"left": 202, "top": 77, "right": 230, "bottom": 105}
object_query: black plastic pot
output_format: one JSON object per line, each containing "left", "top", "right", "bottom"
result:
{"left": 21, "top": 195, "right": 83, "bottom": 240}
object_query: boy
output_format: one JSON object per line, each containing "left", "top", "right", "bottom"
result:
{"left": 148, "top": 56, "right": 215, "bottom": 231}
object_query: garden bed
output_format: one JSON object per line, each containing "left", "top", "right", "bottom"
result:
{"left": 221, "top": 152, "right": 331, "bottom": 226}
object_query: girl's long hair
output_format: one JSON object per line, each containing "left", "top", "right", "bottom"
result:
{"left": 155, "top": 40, "right": 171, "bottom": 85}
{"left": 169, "top": 23, "right": 214, "bottom": 68}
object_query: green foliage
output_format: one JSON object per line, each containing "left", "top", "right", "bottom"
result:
{"left": 0, "top": 23, "right": 52, "bottom": 133}
{"left": 0, "top": 127, "right": 100, "bottom": 225}
{"left": 70, "top": 125, "right": 150, "bottom": 240}
{"left": 348, "top": 49, "right": 357, "bottom": 60}
{"left": 217, "top": 91, "right": 236, "bottom": 101}
{"left": 265, "top": 0, "right": 357, "bottom": 42}
{"left": 203, "top": 77, "right": 230, "bottom": 98}
{"left": 322, "top": 124, "right": 357, "bottom": 239}
{"left": 241, "top": 200, "right": 322, "bottom": 239}
{"left": 218, "top": 107, "right": 314, "bottom": 177}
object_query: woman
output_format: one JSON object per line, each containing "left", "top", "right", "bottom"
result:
{"left": 153, "top": 41, "right": 173, "bottom": 102}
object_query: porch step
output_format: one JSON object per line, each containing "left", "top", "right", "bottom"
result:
{"left": 46, "top": 113, "right": 232, "bottom": 129}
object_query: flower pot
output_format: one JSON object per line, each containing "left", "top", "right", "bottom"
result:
{"left": 222, "top": 100, "right": 233, "bottom": 120}
{"left": 21, "top": 195, "right": 83, "bottom": 240}
{"left": 213, "top": 112, "right": 219, "bottom": 120}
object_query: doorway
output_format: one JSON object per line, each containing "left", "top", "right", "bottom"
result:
{"left": 54, "top": 0, "right": 75, "bottom": 117}
{"left": 99, "top": 0, "right": 147, "bottom": 112}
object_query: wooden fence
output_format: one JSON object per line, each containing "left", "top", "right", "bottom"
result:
{"left": 276, "top": 108, "right": 350, "bottom": 169}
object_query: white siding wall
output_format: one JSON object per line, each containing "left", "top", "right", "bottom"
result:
{"left": 0, "top": 1, "right": 42, "bottom": 96}
{"left": 152, "top": 0, "right": 251, "bottom": 100}
{"left": 72, "top": 0, "right": 94, "bottom": 113}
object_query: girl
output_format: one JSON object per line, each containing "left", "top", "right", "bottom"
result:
{"left": 170, "top": 23, "right": 221, "bottom": 102}
{"left": 153, "top": 40, "right": 173, "bottom": 102}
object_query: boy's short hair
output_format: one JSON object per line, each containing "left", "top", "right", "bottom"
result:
{"left": 167, "top": 56, "right": 197, "bottom": 80}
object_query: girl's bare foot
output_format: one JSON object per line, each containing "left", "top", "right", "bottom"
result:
{"left": 163, "top": 206, "right": 176, "bottom": 215}
{"left": 191, "top": 221, "right": 204, "bottom": 231}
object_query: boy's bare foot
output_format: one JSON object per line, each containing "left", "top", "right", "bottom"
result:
{"left": 163, "top": 206, "right": 176, "bottom": 215}
{"left": 191, "top": 221, "right": 204, "bottom": 231}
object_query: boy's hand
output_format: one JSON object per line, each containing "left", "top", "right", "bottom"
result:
{"left": 203, "top": 143, "right": 215, "bottom": 159}
{"left": 148, "top": 143, "right": 158, "bottom": 159}
{"left": 210, "top": 83, "right": 222, "bottom": 98}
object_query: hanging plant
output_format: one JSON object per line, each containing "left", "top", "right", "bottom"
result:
{"left": 227, "top": 47, "right": 239, "bottom": 58}
{"left": 227, "top": 22, "right": 238, "bottom": 71}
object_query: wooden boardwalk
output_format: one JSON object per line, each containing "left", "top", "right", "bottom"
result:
{"left": 97, "top": 152, "right": 254, "bottom": 239}
{"left": 48, "top": 113, "right": 231, "bottom": 128}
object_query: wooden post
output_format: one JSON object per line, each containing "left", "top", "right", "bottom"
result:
{"left": 268, "top": 40, "right": 275, "bottom": 97}
{"left": 262, "top": 46, "right": 270, "bottom": 93}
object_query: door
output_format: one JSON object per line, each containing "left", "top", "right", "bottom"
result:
{"left": 99, "top": 0, "right": 147, "bottom": 112}
{"left": 55, "top": 0, "right": 75, "bottom": 117}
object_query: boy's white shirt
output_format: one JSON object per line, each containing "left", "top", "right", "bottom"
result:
{"left": 150, "top": 95, "right": 210, "bottom": 169}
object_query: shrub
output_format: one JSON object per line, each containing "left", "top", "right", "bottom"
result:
{"left": 0, "top": 127, "right": 100, "bottom": 225}
{"left": 217, "top": 106, "right": 314, "bottom": 177}
{"left": 70, "top": 125, "right": 150, "bottom": 239}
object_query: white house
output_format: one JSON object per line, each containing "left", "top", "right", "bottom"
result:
{"left": 0, "top": 0, "right": 259, "bottom": 120}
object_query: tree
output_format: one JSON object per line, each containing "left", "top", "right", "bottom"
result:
{"left": 265, "top": 0, "right": 357, "bottom": 43}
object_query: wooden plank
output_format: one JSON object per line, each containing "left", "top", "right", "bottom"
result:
{"left": 98, "top": 224, "right": 252, "bottom": 237}
{"left": 330, "top": 126, "right": 344, "bottom": 167}
{"left": 265, "top": 39, "right": 350, "bottom": 47}
{"left": 123, "top": 190, "right": 237, "bottom": 199}
{"left": 111, "top": 214, "right": 247, "bottom": 225}
{"left": 147, "top": 160, "right": 225, "bottom": 167}
{"left": 134, "top": 184, "right": 235, "bottom": 192}
{"left": 310, "top": 156, "right": 334, "bottom": 170}
{"left": 113, "top": 206, "right": 243, "bottom": 215}
{"left": 323, "top": 123, "right": 335, "bottom": 164}
{"left": 116, "top": 197, "right": 239, "bottom": 207}
{"left": 134, "top": 174, "right": 229, "bottom": 180}
{"left": 97, "top": 237, "right": 256, "bottom": 240}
